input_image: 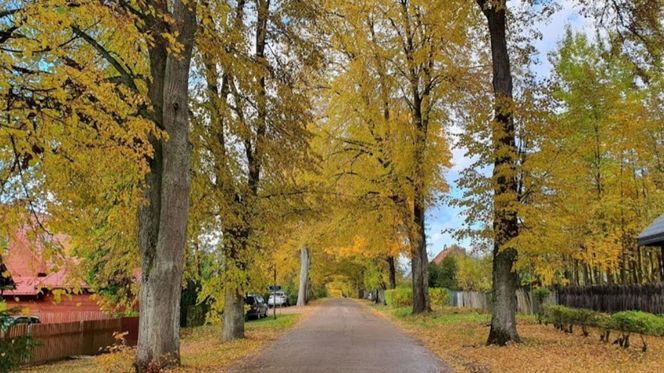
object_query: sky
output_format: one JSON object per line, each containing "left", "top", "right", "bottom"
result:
{"left": 424, "top": 0, "right": 595, "bottom": 259}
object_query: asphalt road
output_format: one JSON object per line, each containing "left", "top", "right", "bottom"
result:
{"left": 229, "top": 298, "right": 453, "bottom": 373}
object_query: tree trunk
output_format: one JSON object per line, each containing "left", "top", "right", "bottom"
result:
{"left": 297, "top": 247, "right": 310, "bottom": 306}
{"left": 477, "top": 0, "right": 521, "bottom": 345}
{"left": 376, "top": 287, "right": 386, "bottom": 305}
{"left": 411, "top": 198, "right": 430, "bottom": 314}
{"left": 222, "top": 286, "right": 245, "bottom": 341}
{"left": 136, "top": 1, "right": 196, "bottom": 370}
{"left": 387, "top": 255, "right": 397, "bottom": 289}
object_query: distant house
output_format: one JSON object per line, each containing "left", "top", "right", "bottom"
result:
{"left": 431, "top": 245, "right": 465, "bottom": 265}
{"left": 0, "top": 226, "right": 107, "bottom": 323}
{"left": 637, "top": 213, "right": 664, "bottom": 280}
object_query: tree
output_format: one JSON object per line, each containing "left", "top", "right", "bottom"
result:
{"left": 476, "top": 0, "right": 522, "bottom": 345}
{"left": 319, "top": 0, "right": 473, "bottom": 314}
{"left": 190, "top": 0, "right": 321, "bottom": 341}
{"left": 578, "top": 0, "right": 663, "bottom": 81}
{"left": 455, "top": 255, "right": 492, "bottom": 292}
{"left": 513, "top": 30, "right": 664, "bottom": 287}
{"left": 131, "top": 1, "right": 197, "bottom": 368}
{"left": 428, "top": 256, "right": 457, "bottom": 290}
{"left": 297, "top": 247, "right": 310, "bottom": 306}
{"left": 1, "top": 1, "right": 197, "bottom": 368}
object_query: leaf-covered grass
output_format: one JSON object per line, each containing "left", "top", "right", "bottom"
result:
{"left": 380, "top": 305, "right": 491, "bottom": 325}
{"left": 20, "top": 313, "right": 301, "bottom": 373}
{"left": 371, "top": 303, "right": 664, "bottom": 373}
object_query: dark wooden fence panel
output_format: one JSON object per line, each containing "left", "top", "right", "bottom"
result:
{"left": 2, "top": 317, "right": 139, "bottom": 365}
{"left": 557, "top": 283, "right": 664, "bottom": 314}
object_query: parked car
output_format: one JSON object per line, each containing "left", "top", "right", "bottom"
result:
{"left": 245, "top": 295, "right": 268, "bottom": 320}
{"left": 1, "top": 315, "right": 40, "bottom": 332}
{"left": 268, "top": 291, "right": 289, "bottom": 307}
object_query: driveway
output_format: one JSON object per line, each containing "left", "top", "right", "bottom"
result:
{"left": 229, "top": 298, "right": 453, "bottom": 373}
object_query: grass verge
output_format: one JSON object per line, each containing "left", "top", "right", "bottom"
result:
{"left": 370, "top": 302, "right": 664, "bottom": 373}
{"left": 21, "top": 313, "right": 302, "bottom": 373}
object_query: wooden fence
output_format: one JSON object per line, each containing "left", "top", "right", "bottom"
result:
{"left": 448, "top": 289, "right": 558, "bottom": 314}
{"left": 1, "top": 317, "right": 138, "bottom": 365}
{"left": 557, "top": 283, "right": 664, "bottom": 314}
{"left": 37, "top": 311, "right": 114, "bottom": 324}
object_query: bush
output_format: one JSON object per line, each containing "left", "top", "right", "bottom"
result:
{"left": 0, "top": 304, "right": 36, "bottom": 372}
{"left": 533, "top": 287, "right": 551, "bottom": 323}
{"left": 611, "top": 311, "right": 664, "bottom": 336}
{"left": 609, "top": 311, "right": 664, "bottom": 351}
{"left": 429, "top": 288, "right": 449, "bottom": 310}
{"left": 385, "top": 288, "right": 412, "bottom": 307}
{"left": 385, "top": 288, "right": 449, "bottom": 309}
{"left": 533, "top": 287, "right": 551, "bottom": 304}
{"left": 542, "top": 304, "right": 664, "bottom": 352}
{"left": 314, "top": 287, "right": 327, "bottom": 299}
{"left": 542, "top": 305, "right": 597, "bottom": 335}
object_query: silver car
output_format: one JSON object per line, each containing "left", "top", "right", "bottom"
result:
{"left": 268, "top": 291, "right": 289, "bottom": 307}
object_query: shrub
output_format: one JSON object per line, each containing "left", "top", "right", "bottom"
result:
{"left": 429, "top": 288, "right": 450, "bottom": 310}
{"left": 543, "top": 304, "right": 664, "bottom": 352}
{"left": 314, "top": 287, "right": 327, "bottom": 299}
{"left": 542, "top": 305, "right": 596, "bottom": 335}
{"left": 0, "top": 304, "right": 36, "bottom": 372}
{"left": 385, "top": 288, "right": 449, "bottom": 309}
{"left": 533, "top": 287, "right": 551, "bottom": 304}
{"left": 610, "top": 311, "right": 664, "bottom": 336}
{"left": 610, "top": 311, "right": 664, "bottom": 351}
{"left": 385, "top": 288, "right": 412, "bottom": 307}
{"left": 533, "top": 287, "right": 551, "bottom": 323}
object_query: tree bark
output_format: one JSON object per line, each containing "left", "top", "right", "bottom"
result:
{"left": 476, "top": 0, "right": 521, "bottom": 346}
{"left": 297, "top": 247, "right": 310, "bottom": 306}
{"left": 222, "top": 286, "right": 245, "bottom": 341}
{"left": 411, "top": 198, "right": 430, "bottom": 314}
{"left": 136, "top": 0, "right": 196, "bottom": 370}
{"left": 387, "top": 255, "right": 397, "bottom": 289}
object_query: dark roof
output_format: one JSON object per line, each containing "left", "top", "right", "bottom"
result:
{"left": 638, "top": 213, "right": 664, "bottom": 246}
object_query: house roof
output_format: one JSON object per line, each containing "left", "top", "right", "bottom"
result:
{"left": 638, "top": 213, "right": 664, "bottom": 247}
{"left": 1, "top": 226, "right": 85, "bottom": 297}
{"left": 431, "top": 246, "right": 465, "bottom": 265}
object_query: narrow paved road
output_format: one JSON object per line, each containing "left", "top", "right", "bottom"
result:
{"left": 229, "top": 298, "right": 453, "bottom": 373}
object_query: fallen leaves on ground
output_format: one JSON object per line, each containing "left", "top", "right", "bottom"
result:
{"left": 370, "top": 304, "right": 664, "bottom": 373}
{"left": 21, "top": 308, "right": 309, "bottom": 373}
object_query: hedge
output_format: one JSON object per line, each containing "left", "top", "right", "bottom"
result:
{"left": 542, "top": 305, "right": 664, "bottom": 351}
{"left": 385, "top": 288, "right": 449, "bottom": 309}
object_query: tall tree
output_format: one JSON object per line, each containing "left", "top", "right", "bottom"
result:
{"left": 319, "top": 0, "right": 472, "bottom": 314}
{"left": 297, "top": 246, "right": 310, "bottom": 306}
{"left": 476, "top": 0, "right": 521, "bottom": 345}
{"left": 0, "top": 0, "right": 198, "bottom": 368}
{"left": 191, "top": 0, "right": 320, "bottom": 341}
{"left": 135, "top": 0, "right": 197, "bottom": 368}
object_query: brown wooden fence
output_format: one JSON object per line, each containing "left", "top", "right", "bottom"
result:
{"left": 1, "top": 317, "right": 138, "bottom": 365}
{"left": 37, "top": 311, "right": 114, "bottom": 324}
{"left": 557, "top": 283, "right": 664, "bottom": 314}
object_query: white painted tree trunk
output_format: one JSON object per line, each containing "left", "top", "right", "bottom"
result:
{"left": 297, "top": 247, "right": 310, "bottom": 306}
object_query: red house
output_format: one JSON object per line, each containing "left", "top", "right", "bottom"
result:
{"left": 0, "top": 226, "right": 108, "bottom": 323}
